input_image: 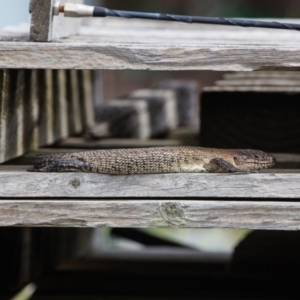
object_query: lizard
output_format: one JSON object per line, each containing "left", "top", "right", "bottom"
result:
{"left": 28, "top": 146, "right": 275, "bottom": 174}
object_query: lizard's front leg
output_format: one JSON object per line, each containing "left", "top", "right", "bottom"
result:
{"left": 204, "top": 158, "right": 241, "bottom": 173}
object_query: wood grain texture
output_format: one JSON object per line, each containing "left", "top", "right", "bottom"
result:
{"left": 30, "top": 0, "right": 83, "bottom": 42}
{"left": 2, "top": 18, "right": 300, "bottom": 70}
{"left": 0, "top": 167, "right": 300, "bottom": 198}
{"left": 78, "top": 70, "right": 95, "bottom": 134}
{"left": 0, "top": 70, "right": 26, "bottom": 162}
{"left": 24, "top": 70, "right": 39, "bottom": 151}
{"left": 1, "top": 199, "right": 300, "bottom": 230}
{"left": 53, "top": 70, "right": 69, "bottom": 140}
{"left": 67, "top": 70, "right": 83, "bottom": 135}
{"left": 38, "top": 70, "right": 54, "bottom": 146}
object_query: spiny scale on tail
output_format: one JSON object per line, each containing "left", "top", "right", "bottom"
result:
{"left": 29, "top": 146, "right": 276, "bottom": 174}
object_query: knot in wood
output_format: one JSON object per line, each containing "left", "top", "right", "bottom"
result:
{"left": 159, "top": 202, "right": 186, "bottom": 226}
{"left": 68, "top": 177, "right": 81, "bottom": 189}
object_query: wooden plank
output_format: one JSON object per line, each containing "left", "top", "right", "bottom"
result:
{"left": 94, "top": 102, "right": 151, "bottom": 139}
{"left": 0, "top": 70, "right": 7, "bottom": 163}
{"left": 53, "top": 70, "right": 69, "bottom": 140}
{"left": 224, "top": 72, "right": 300, "bottom": 80}
{"left": 23, "top": 70, "right": 39, "bottom": 151}
{"left": 77, "top": 70, "right": 95, "bottom": 134}
{"left": 38, "top": 70, "right": 55, "bottom": 146}
{"left": 1, "top": 199, "right": 300, "bottom": 230}
{"left": 67, "top": 70, "right": 83, "bottom": 135}
{"left": 0, "top": 168, "right": 300, "bottom": 199}
{"left": 130, "top": 89, "right": 178, "bottom": 130}
{"left": 1, "top": 18, "right": 300, "bottom": 70}
{"left": 29, "top": 0, "right": 83, "bottom": 42}
{"left": 154, "top": 80, "right": 199, "bottom": 127}
{"left": 0, "top": 70, "right": 25, "bottom": 162}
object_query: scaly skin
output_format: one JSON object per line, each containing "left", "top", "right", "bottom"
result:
{"left": 29, "top": 146, "right": 276, "bottom": 174}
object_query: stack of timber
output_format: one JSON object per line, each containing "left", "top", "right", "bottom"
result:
{"left": 200, "top": 71, "right": 300, "bottom": 153}
{"left": 0, "top": 69, "right": 95, "bottom": 164}
{"left": 92, "top": 81, "right": 198, "bottom": 139}
{"left": 154, "top": 80, "right": 199, "bottom": 127}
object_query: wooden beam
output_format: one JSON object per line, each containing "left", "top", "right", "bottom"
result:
{"left": 0, "top": 19, "right": 299, "bottom": 70}
{"left": 1, "top": 199, "right": 300, "bottom": 230}
{"left": 0, "top": 167, "right": 300, "bottom": 199}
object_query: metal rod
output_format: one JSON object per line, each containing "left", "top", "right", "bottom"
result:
{"left": 56, "top": 3, "right": 300, "bottom": 31}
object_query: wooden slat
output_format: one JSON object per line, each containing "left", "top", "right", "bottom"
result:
{"left": 23, "top": 70, "right": 39, "bottom": 151}
{"left": 2, "top": 18, "right": 300, "bottom": 70}
{"left": 78, "top": 70, "right": 95, "bottom": 134}
{"left": 0, "top": 168, "right": 300, "bottom": 199}
{"left": 0, "top": 70, "right": 25, "bottom": 162}
{"left": 53, "top": 70, "right": 69, "bottom": 140}
{"left": 1, "top": 199, "right": 300, "bottom": 229}
{"left": 0, "top": 70, "right": 8, "bottom": 162}
{"left": 38, "top": 70, "right": 54, "bottom": 146}
{"left": 67, "top": 70, "right": 83, "bottom": 135}
{"left": 224, "top": 72, "right": 300, "bottom": 80}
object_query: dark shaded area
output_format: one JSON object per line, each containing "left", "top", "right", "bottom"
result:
{"left": 200, "top": 92, "right": 300, "bottom": 153}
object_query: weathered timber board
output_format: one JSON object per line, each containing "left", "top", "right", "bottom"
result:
{"left": 0, "top": 167, "right": 300, "bottom": 198}
{"left": 1, "top": 199, "right": 300, "bottom": 229}
{"left": 2, "top": 18, "right": 300, "bottom": 70}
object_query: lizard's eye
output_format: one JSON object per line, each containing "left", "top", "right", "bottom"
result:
{"left": 255, "top": 155, "right": 260, "bottom": 159}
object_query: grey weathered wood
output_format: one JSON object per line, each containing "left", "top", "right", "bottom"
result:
{"left": 53, "top": 70, "right": 69, "bottom": 140}
{"left": 67, "top": 70, "right": 83, "bottom": 135}
{"left": 224, "top": 72, "right": 300, "bottom": 80}
{"left": 78, "top": 70, "right": 95, "bottom": 134}
{"left": 0, "top": 70, "right": 8, "bottom": 162}
{"left": 38, "top": 70, "right": 55, "bottom": 146}
{"left": 1, "top": 18, "right": 300, "bottom": 70}
{"left": 154, "top": 80, "right": 199, "bottom": 127}
{"left": 0, "top": 167, "right": 300, "bottom": 199}
{"left": 130, "top": 89, "right": 178, "bottom": 130}
{"left": 24, "top": 70, "right": 39, "bottom": 151}
{"left": 0, "top": 70, "right": 25, "bottom": 162}
{"left": 1, "top": 199, "right": 300, "bottom": 230}
{"left": 30, "top": 0, "right": 83, "bottom": 42}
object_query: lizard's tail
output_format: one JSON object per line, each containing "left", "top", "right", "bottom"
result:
{"left": 33, "top": 154, "right": 69, "bottom": 169}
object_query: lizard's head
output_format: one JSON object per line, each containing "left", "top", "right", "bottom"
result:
{"left": 233, "top": 149, "right": 276, "bottom": 171}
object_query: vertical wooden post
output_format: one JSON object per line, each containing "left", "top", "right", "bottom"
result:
{"left": 30, "top": 0, "right": 83, "bottom": 42}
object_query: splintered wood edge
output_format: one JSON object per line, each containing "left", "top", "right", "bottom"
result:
{"left": 1, "top": 199, "right": 300, "bottom": 230}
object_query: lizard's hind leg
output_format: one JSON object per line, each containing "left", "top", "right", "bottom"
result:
{"left": 28, "top": 158, "right": 90, "bottom": 172}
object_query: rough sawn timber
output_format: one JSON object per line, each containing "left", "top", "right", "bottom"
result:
{"left": 2, "top": 18, "right": 300, "bottom": 70}
{"left": 0, "top": 167, "right": 300, "bottom": 198}
{"left": 1, "top": 199, "right": 300, "bottom": 230}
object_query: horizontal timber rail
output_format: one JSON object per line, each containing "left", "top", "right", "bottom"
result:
{"left": 0, "top": 199, "right": 300, "bottom": 229}
{"left": 0, "top": 166, "right": 299, "bottom": 198}
{"left": 2, "top": 19, "right": 300, "bottom": 70}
